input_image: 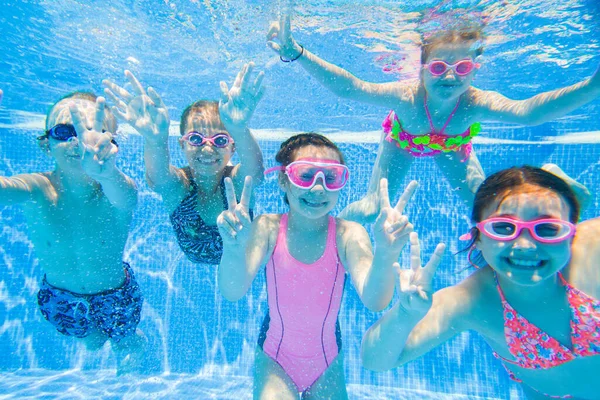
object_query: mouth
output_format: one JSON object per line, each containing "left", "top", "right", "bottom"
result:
{"left": 300, "top": 198, "right": 328, "bottom": 208}
{"left": 504, "top": 257, "right": 547, "bottom": 270}
{"left": 195, "top": 158, "right": 220, "bottom": 166}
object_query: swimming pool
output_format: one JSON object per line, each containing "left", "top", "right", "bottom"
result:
{"left": 1, "top": 1, "right": 599, "bottom": 399}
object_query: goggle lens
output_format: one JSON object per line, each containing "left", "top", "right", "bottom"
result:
{"left": 479, "top": 218, "right": 575, "bottom": 243}
{"left": 426, "top": 60, "right": 477, "bottom": 76}
{"left": 47, "top": 124, "right": 77, "bottom": 141}
{"left": 183, "top": 132, "right": 232, "bottom": 148}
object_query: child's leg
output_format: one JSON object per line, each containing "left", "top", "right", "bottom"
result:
{"left": 434, "top": 149, "right": 485, "bottom": 207}
{"left": 254, "top": 346, "right": 298, "bottom": 400}
{"left": 542, "top": 163, "right": 591, "bottom": 210}
{"left": 80, "top": 330, "right": 109, "bottom": 351}
{"left": 339, "top": 136, "right": 413, "bottom": 224}
{"left": 302, "top": 353, "right": 348, "bottom": 400}
{"left": 112, "top": 329, "right": 147, "bottom": 375}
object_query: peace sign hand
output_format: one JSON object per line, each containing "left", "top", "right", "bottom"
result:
{"left": 396, "top": 232, "right": 445, "bottom": 316}
{"left": 69, "top": 97, "right": 118, "bottom": 180}
{"left": 217, "top": 176, "right": 253, "bottom": 246}
{"left": 266, "top": 13, "right": 302, "bottom": 61}
{"left": 103, "top": 71, "right": 170, "bottom": 143}
{"left": 219, "top": 62, "right": 265, "bottom": 132}
{"left": 373, "top": 179, "right": 417, "bottom": 253}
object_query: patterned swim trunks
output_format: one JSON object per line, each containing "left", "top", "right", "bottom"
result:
{"left": 37, "top": 262, "right": 143, "bottom": 342}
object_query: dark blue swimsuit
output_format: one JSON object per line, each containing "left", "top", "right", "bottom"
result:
{"left": 169, "top": 167, "right": 252, "bottom": 264}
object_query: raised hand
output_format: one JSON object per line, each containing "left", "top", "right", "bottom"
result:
{"left": 217, "top": 176, "right": 253, "bottom": 246}
{"left": 266, "top": 14, "right": 303, "bottom": 61}
{"left": 219, "top": 62, "right": 265, "bottom": 132}
{"left": 373, "top": 179, "right": 417, "bottom": 253}
{"left": 103, "top": 71, "right": 170, "bottom": 142}
{"left": 396, "top": 232, "right": 445, "bottom": 316}
{"left": 69, "top": 97, "right": 118, "bottom": 180}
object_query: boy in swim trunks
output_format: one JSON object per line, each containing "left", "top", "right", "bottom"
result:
{"left": 267, "top": 14, "right": 599, "bottom": 223}
{"left": 0, "top": 92, "right": 144, "bottom": 374}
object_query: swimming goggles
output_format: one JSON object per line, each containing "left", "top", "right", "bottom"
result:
{"left": 42, "top": 123, "right": 118, "bottom": 146}
{"left": 45, "top": 124, "right": 78, "bottom": 141}
{"left": 181, "top": 132, "right": 233, "bottom": 148}
{"left": 476, "top": 217, "right": 576, "bottom": 244}
{"left": 423, "top": 59, "right": 480, "bottom": 76}
{"left": 265, "top": 158, "right": 350, "bottom": 191}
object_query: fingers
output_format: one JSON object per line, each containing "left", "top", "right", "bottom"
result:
{"left": 147, "top": 87, "right": 167, "bottom": 110}
{"left": 238, "top": 176, "right": 253, "bottom": 210}
{"left": 409, "top": 232, "right": 421, "bottom": 273}
{"left": 266, "top": 21, "right": 280, "bottom": 42}
{"left": 103, "top": 88, "right": 129, "bottom": 113}
{"left": 102, "top": 79, "right": 133, "bottom": 103}
{"left": 224, "top": 177, "right": 238, "bottom": 211}
{"left": 219, "top": 81, "right": 230, "bottom": 104}
{"left": 253, "top": 71, "right": 265, "bottom": 95}
{"left": 68, "top": 103, "right": 89, "bottom": 136}
{"left": 240, "top": 62, "right": 255, "bottom": 90}
{"left": 218, "top": 211, "right": 239, "bottom": 238}
{"left": 111, "top": 106, "right": 128, "bottom": 122}
{"left": 93, "top": 97, "right": 106, "bottom": 133}
{"left": 232, "top": 63, "right": 247, "bottom": 90}
{"left": 394, "top": 180, "right": 418, "bottom": 214}
{"left": 125, "top": 70, "right": 146, "bottom": 96}
{"left": 421, "top": 243, "right": 445, "bottom": 284}
{"left": 378, "top": 178, "right": 391, "bottom": 210}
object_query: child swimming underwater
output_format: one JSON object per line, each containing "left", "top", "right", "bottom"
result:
{"left": 218, "top": 133, "right": 417, "bottom": 399}
{"left": 267, "top": 14, "right": 600, "bottom": 223}
{"left": 362, "top": 166, "right": 600, "bottom": 399}
{"left": 103, "top": 63, "right": 265, "bottom": 264}
{"left": 0, "top": 92, "right": 144, "bottom": 374}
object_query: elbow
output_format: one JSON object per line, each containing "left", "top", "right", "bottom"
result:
{"left": 219, "top": 285, "right": 245, "bottom": 302}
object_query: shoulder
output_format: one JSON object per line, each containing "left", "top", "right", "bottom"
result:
{"left": 436, "top": 266, "right": 496, "bottom": 329}
{"left": 568, "top": 217, "right": 600, "bottom": 294}
{"left": 335, "top": 217, "right": 368, "bottom": 240}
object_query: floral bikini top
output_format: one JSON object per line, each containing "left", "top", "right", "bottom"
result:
{"left": 383, "top": 93, "right": 480, "bottom": 160}
{"left": 493, "top": 272, "right": 600, "bottom": 371}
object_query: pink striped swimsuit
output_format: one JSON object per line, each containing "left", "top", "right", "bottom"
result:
{"left": 259, "top": 214, "right": 346, "bottom": 392}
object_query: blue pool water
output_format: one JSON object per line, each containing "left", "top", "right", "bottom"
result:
{"left": 1, "top": 1, "right": 599, "bottom": 399}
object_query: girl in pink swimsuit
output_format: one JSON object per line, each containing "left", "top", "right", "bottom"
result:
{"left": 218, "top": 133, "right": 418, "bottom": 399}
{"left": 362, "top": 166, "right": 600, "bottom": 399}
{"left": 267, "top": 14, "right": 599, "bottom": 224}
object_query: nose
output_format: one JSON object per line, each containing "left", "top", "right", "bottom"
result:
{"left": 512, "top": 228, "right": 537, "bottom": 250}
{"left": 310, "top": 176, "right": 326, "bottom": 193}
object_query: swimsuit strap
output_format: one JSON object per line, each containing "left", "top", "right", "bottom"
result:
{"left": 423, "top": 92, "right": 461, "bottom": 135}
{"left": 493, "top": 271, "right": 508, "bottom": 303}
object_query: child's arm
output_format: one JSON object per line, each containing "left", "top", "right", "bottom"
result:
{"left": 0, "top": 173, "right": 48, "bottom": 206}
{"left": 69, "top": 99, "right": 138, "bottom": 211}
{"left": 475, "top": 64, "right": 600, "bottom": 125}
{"left": 340, "top": 179, "right": 417, "bottom": 312}
{"left": 361, "top": 233, "right": 461, "bottom": 372}
{"left": 103, "top": 71, "right": 187, "bottom": 208}
{"left": 267, "top": 15, "right": 411, "bottom": 111}
{"left": 219, "top": 62, "right": 266, "bottom": 195}
{"left": 218, "top": 176, "right": 274, "bottom": 301}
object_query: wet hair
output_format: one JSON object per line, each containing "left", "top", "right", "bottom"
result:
{"left": 179, "top": 100, "right": 221, "bottom": 135}
{"left": 274, "top": 133, "right": 346, "bottom": 204}
{"left": 421, "top": 28, "right": 485, "bottom": 64}
{"left": 462, "top": 166, "right": 580, "bottom": 268}
{"left": 41, "top": 91, "right": 118, "bottom": 141}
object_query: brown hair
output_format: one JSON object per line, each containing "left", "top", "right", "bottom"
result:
{"left": 421, "top": 28, "right": 485, "bottom": 64}
{"left": 463, "top": 166, "right": 580, "bottom": 268}
{"left": 44, "top": 91, "right": 117, "bottom": 132}
{"left": 179, "top": 100, "right": 220, "bottom": 136}
{"left": 274, "top": 133, "right": 346, "bottom": 205}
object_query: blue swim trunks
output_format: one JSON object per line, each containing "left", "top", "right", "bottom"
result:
{"left": 37, "top": 262, "right": 143, "bottom": 342}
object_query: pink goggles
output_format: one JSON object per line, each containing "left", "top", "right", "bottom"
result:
{"left": 181, "top": 132, "right": 233, "bottom": 148}
{"left": 473, "top": 217, "right": 576, "bottom": 244}
{"left": 423, "top": 59, "right": 480, "bottom": 76}
{"left": 265, "top": 158, "right": 349, "bottom": 191}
